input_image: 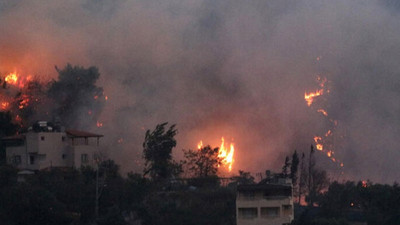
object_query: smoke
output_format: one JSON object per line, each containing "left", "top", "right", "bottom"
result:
{"left": 0, "top": 0, "right": 399, "bottom": 183}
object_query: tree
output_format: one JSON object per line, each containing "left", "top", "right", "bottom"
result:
{"left": 47, "top": 64, "right": 105, "bottom": 129}
{"left": 298, "top": 152, "right": 307, "bottom": 204}
{"left": 0, "top": 112, "right": 18, "bottom": 164}
{"left": 290, "top": 150, "right": 300, "bottom": 187}
{"left": 183, "top": 145, "right": 222, "bottom": 177}
{"left": 282, "top": 156, "right": 291, "bottom": 177}
{"left": 143, "top": 123, "right": 181, "bottom": 181}
{"left": 233, "top": 170, "right": 255, "bottom": 185}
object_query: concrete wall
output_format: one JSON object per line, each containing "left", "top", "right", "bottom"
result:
{"left": 236, "top": 190, "right": 293, "bottom": 225}
{"left": 6, "top": 131, "right": 100, "bottom": 170}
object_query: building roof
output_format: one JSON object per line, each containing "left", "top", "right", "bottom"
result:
{"left": 1, "top": 134, "right": 26, "bottom": 141}
{"left": 237, "top": 183, "right": 292, "bottom": 191}
{"left": 66, "top": 129, "right": 103, "bottom": 138}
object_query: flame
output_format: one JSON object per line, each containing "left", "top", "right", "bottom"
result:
{"left": 197, "top": 140, "right": 203, "bottom": 150}
{"left": 362, "top": 180, "right": 367, "bottom": 188}
{"left": 317, "top": 109, "right": 328, "bottom": 116}
{"left": 304, "top": 89, "right": 323, "bottom": 106}
{"left": 218, "top": 137, "right": 235, "bottom": 172}
{"left": 5, "top": 72, "right": 18, "bottom": 85}
{"left": 18, "top": 95, "right": 30, "bottom": 109}
{"left": 196, "top": 137, "right": 235, "bottom": 172}
{"left": 314, "top": 136, "right": 323, "bottom": 151}
{"left": 96, "top": 121, "right": 103, "bottom": 127}
{"left": 1, "top": 102, "right": 9, "bottom": 110}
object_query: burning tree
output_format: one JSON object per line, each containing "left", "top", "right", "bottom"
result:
{"left": 0, "top": 64, "right": 105, "bottom": 130}
{"left": 182, "top": 145, "right": 222, "bottom": 178}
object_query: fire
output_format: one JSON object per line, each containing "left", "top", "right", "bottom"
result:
{"left": 1, "top": 102, "right": 9, "bottom": 110}
{"left": 304, "top": 89, "right": 323, "bottom": 106}
{"left": 218, "top": 137, "right": 235, "bottom": 172}
{"left": 96, "top": 121, "right": 103, "bottom": 127}
{"left": 314, "top": 136, "right": 323, "bottom": 151}
{"left": 362, "top": 180, "right": 367, "bottom": 188}
{"left": 197, "top": 140, "right": 203, "bottom": 150}
{"left": 317, "top": 109, "right": 328, "bottom": 116}
{"left": 196, "top": 137, "right": 235, "bottom": 172}
{"left": 5, "top": 72, "right": 18, "bottom": 85}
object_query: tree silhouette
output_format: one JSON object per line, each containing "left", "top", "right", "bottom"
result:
{"left": 143, "top": 123, "right": 181, "bottom": 181}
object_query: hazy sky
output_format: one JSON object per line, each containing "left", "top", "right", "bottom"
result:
{"left": 1, "top": 0, "right": 399, "bottom": 183}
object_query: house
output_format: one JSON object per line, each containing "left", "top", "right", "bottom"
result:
{"left": 3, "top": 121, "right": 103, "bottom": 171}
{"left": 236, "top": 178, "right": 294, "bottom": 225}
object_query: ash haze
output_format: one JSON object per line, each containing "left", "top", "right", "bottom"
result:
{"left": 1, "top": 0, "right": 400, "bottom": 183}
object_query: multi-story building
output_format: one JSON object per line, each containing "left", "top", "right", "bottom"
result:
{"left": 3, "top": 121, "right": 103, "bottom": 170}
{"left": 236, "top": 179, "right": 294, "bottom": 225}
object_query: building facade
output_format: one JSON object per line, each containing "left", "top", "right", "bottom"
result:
{"left": 236, "top": 181, "right": 294, "bottom": 225}
{"left": 3, "top": 122, "right": 103, "bottom": 170}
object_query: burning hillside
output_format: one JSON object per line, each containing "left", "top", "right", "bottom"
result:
{"left": 197, "top": 137, "right": 235, "bottom": 172}
{"left": 0, "top": 65, "right": 105, "bottom": 130}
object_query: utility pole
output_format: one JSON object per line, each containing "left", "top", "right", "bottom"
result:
{"left": 95, "top": 165, "right": 99, "bottom": 221}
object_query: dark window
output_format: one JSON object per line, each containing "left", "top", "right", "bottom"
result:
{"left": 261, "top": 207, "right": 280, "bottom": 218}
{"left": 242, "top": 191, "right": 255, "bottom": 200}
{"left": 238, "top": 208, "right": 258, "bottom": 219}
{"left": 81, "top": 154, "right": 88, "bottom": 163}
{"left": 62, "top": 136, "right": 66, "bottom": 141}
{"left": 62, "top": 154, "right": 67, "bottom": 159}
{"left": 12, "top": 155, "right": 21, "bottom": 165}
{"left": 41, "top": 136, "right": 45, "bottom": 141}
{"left": 30, "top": 155, "right": 35, "bottom": 164}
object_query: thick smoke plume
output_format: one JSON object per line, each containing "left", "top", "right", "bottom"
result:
{"left": 0, "top": 0, "right": 400, "bottom": 183}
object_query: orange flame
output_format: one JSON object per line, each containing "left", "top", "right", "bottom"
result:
{"left": 96, "top": 121, "right": 103, "bottom": 127}
{"left": 197, "top": 140, "right": 203, "bottom": 150}
{"left": 5, "top": 72, "right": 18, "bottom": 85}
{"left": 314, "top": 136, "right": 323, "bottom": 151}
{"left": 362, "top": 180, "right": 367, "bottom": 188}
{"left": 317, "top": 109, "right": 328, "bottom": 116}
{"left": 304, "top": 89, "right": 323, "bottom": 106}
{"left": 196, "top": 137, "right": 235, "bottom": 172}
{"left": 1, "top": 102, "right": 9, "bottom": 110}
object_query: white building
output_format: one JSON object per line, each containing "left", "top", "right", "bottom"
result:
{"left": 3, "top": 121, "right": 103, "bottom": 171}
{"left": 236, "top": 180, "right": 294, "bottom": 225}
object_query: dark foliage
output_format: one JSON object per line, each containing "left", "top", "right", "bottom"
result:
{"left": 143, "top": 122, "right": 181, "bottom": 181}
{"left": 47, "top": 64, "right": 105, "bottom": 129}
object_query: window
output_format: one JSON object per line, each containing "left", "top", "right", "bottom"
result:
{"left": 241, "top": 191, "right": 255, "bottom": 200}
{"left": 81, "top": 154, "right": 88, "bottom": 163}
{"left": 30, "top": 155, "right": 35, "bottom": 165}
{"left": 282, "top": 205, "right": 292, "bottom": 216}
{"left": 62, "top": 154, "right": 67, "bottom": 159}
{"left": 41, "top": 136, "right": 45, "bottom": 141}
{"left": 12, "top": 155, "right": 21, "bottom": 165}
{"left": 238, "top": 208, "right": 258, "bottom": 219}
{"left": 261, "top": 207, "right": 280, "bottom": 218}
{"left": 62, "top": 136, "right": 66, "bottom": 141}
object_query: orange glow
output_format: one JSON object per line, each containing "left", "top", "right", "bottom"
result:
{"left": 96, "top": 121, "right": 103, "bottom": 127}
{"left": 1, "top": 102, "right": 9, "bottom": 110}
{"left": 105, "top": 96, "right": 108, "bottom": 101}
{"left": 196, "top": 137, "right": 235, "bottom": 172}
{"left": 362, "top": 180, "right": 367, "bottom": 188}
{"left": 218, "top": 137, "right": 235, "bottom": 172}
{"left": 317, "top": 109, "right": 328, "bottom": 116}
{"left": 304, "top": 89, "right": 323, "bottom": 106}
{"left": 314, "top": 136, "right": 323, "bottom": 151}
{"left": 197, "top": 140, "right": 203, "bottom": 150}
{"left": 327, "top": 151, "right": 332, "bottom": 157}
{"left": 5, "top": 72, "right": 18, "bottom": 85}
